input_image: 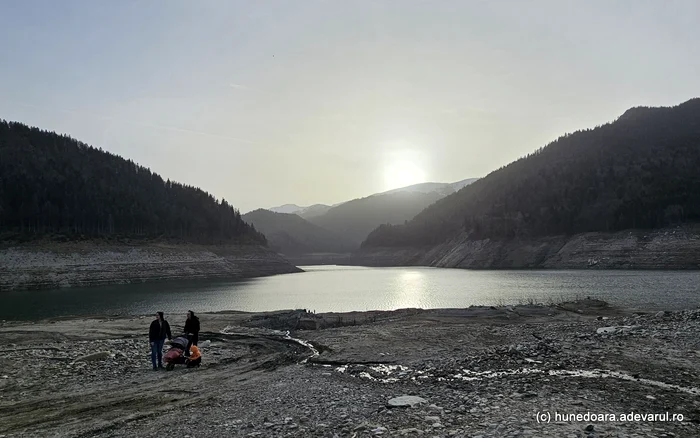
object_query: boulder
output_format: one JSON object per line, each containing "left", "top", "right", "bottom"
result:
{"left": 75, "top": 351, "right": 111, "bottom": 362}
{"left": 596, "top": 325, "right": 641, "bottom": 335}
{"left": 387, "top": 395, "right": 428, "bottom": 408}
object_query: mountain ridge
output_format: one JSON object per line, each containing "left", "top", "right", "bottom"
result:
{"left": 265, "top": 178, "right": 478, "bottom": 217}
{"left": 241, "top": 209, "right": 355, "bottom": 254}
{"left": 245, "top": 178, "right": 479, "bottom": 255}
{"left": 362, "top": 97, "right": 700, "bottom": 254}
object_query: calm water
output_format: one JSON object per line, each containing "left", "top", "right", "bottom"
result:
{"left": 2, "top": 266, "right": 700, "bottom": 321}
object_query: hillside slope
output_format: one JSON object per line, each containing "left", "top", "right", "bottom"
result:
{"left": 376, "top": 178, "right": 478, "bottom": 197}
{"left": 0, "top": 242, "right": 301, "bottom": 291}
{"left": 307, "top": 190, "right": 447, "bottom": 246}
{"left": 242, "top": 209, "right": 354, "bottom": 255}
{"left": 0, "top": 120, "right": 265, "bottom": 244}
{"left": 0, "top": 120, "right": 301, "bottom": 290}
{"left": 297, "top": 204, "right": 333, "bottom": 220}
{"left": 363, "top": 98, "right": 700, "bottom": 251}
{"left": 305, "top": 179, "right": 478, "bottom": 246}
{"left": 258, "top": 179, "right": 478, "bottom": 252}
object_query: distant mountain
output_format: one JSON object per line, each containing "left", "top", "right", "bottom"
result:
{"left": 242, "top": 209, "right": 355, "bottom": 255}
{"left": 267, "top": 202, "right": 344, "bottom": 218}
{"left": 362, "top": 98, "right": 700, "bottom": 249}
{"left": 306, "top": 181, "right": 477, "bottom": 246}
{"left": 261, "top": 178, "right": 478, "bottom": 250}
{"left": 376, "top": 178, "right": 479, "bottom": 197}
{"left": 269, "top": 204, "right": 305, "bottom": 214}
{"left": 451, "top": 178, "right": 479, "bottom": 191}
{"left": 297, "top": 204, "right": 333, "bottom": 219}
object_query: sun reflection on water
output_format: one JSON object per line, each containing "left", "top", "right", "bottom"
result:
{"left": 392, "top": 270, "right": 428, "bottom": 308}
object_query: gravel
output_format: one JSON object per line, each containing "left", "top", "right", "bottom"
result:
{"left": 1, "top": 302, "right": 699, "bottom": 437}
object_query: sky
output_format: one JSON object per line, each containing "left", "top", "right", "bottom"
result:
{"left": 1, "top": 0, "right": 699, "bottom": 213}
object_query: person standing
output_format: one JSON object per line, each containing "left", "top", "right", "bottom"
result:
{"left": 184, "top": 310, "right": 200, "bottom": 356}
{"left": 149, "top": 311, "right": 172, "bottom": 370}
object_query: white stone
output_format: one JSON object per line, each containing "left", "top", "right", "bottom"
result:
{"left": 387, "top": 395, "right": 428, "bottom": 408}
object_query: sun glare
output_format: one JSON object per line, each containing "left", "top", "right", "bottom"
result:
{"left": 384, "top": 161, "right": 426, "bottom": 190}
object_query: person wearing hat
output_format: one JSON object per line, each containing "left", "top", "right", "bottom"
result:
{"left": 148, "top": 311, "right": 172, "bottom": 370}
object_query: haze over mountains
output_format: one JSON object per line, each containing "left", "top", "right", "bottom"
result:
{"left": 269, "top": 203, "right": 338, "bottom": 220}
{"left": 3, "top": 97, "right": 700, "bottom": 270}
{"left": 266, "top": 179, "right": 476, "bottom": 216}
{"left": 244, "top": 179, "right": 477, "bottom": 255}
{"left": 240, "top": 209, "right": 355, "bottom": 255}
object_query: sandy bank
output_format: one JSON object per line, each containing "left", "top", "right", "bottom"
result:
{"left": 0, "top": 241, "right": 302, "bottom": 291}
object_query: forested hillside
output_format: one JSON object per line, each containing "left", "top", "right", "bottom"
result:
{"left": 363, "top": 98, "right": 700, "bottom": 248}
{"left": 0, "top": 120, "right": 266, "bottom": 245}
{"left": 242, "top": 209, "right": 354, "bottom": 254}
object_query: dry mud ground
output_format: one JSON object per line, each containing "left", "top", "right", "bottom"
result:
{"left": 1, "top": 300, "right": 700, "bottom": 438}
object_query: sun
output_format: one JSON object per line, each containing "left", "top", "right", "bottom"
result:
{"left": 384, "top": 161, "right": 426, "bottom": 190}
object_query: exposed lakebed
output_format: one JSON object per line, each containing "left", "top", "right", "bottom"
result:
{"left": 1, "top": 301, "right": 699, "bottom": 437}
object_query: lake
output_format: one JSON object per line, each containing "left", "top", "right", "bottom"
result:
{"left": 2, "top": 265, "right": 700, "bottom": 320}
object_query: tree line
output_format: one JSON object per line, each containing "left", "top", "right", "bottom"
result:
{"left": 362, "top": 98, "right": 700, "bottom": 247}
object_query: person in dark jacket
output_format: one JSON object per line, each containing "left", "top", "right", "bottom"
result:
{"left": 184, "top": 310, "right": 200, "bottom": 356}
{"left": 149, "top": 311, "right": 172, "bottom": 370}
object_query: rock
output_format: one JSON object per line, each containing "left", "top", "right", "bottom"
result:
{"left": 596, "top": 325, "right": 641, "bottom": 335}
{"left": 75, "top": 351, "right": 111, "bottom": 362}
{"left": 372, "top": 426, "right": 388, "bottom": 435}
{"left": 427, "top": 404, "right": 444, "bottom": 412}
{"left": 585, "top": 424, "right": 594, "bottom": 432}
{"left": 596, "top": 326, "right": 617, "bottom": 334}
{"left": 425, "top": 416, "right": 440, "bottom": 422}
{"left": 655, "top": 311, "right": 665, "bottom": 317}
{"left": 354, "top": 423, "right": 370, "bottom": 431}
{"left": 387, "top": 395, "right": 428, "bottom": 408}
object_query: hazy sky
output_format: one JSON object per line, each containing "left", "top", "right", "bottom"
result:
{"left": 1, "top": 1, "right": 698, "bottom": 213}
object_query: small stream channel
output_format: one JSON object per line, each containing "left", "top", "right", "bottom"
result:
{"left": 219, "top": 326, "right": 700, "bottom": 397}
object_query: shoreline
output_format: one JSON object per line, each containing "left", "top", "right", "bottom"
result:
{"left": 2, "top": 300, "right": 699, "bottom": 437}
{"left": 350, "top": 225, "right": 700, "bottom": 270}
{"left": 0, "top": 241, "right": 302, "bottom": 292}
{"left": 4, "top": 224, "right": 700, "bottom": 292}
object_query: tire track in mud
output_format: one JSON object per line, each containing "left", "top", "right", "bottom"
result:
{"left": 0, "top": 331, "right": 316, "bottom": 437}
